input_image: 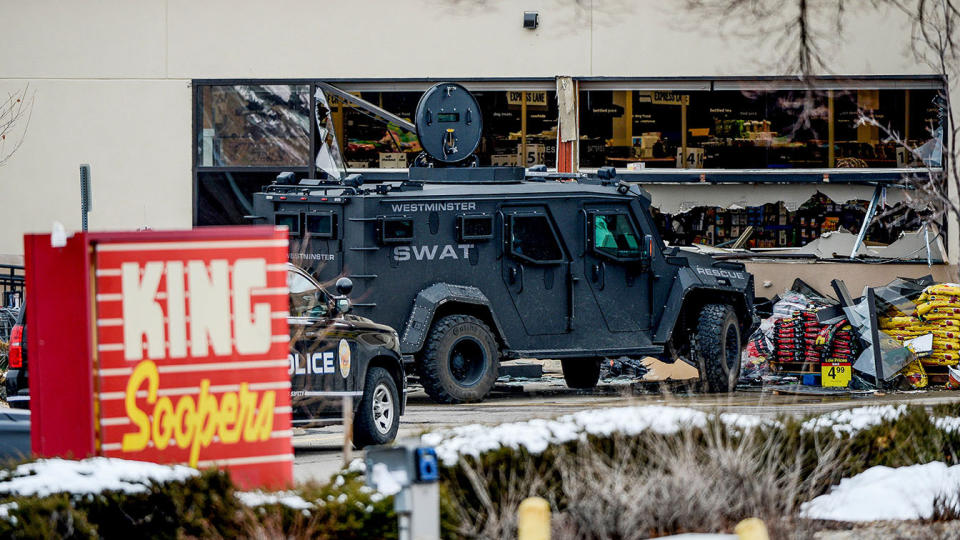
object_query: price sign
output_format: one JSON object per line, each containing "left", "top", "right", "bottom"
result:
{"left": 821, "top": 362, "right": 852, "bottom": 388}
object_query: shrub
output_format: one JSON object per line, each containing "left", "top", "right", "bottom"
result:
{"left": 433, "top": 403, "right": 960, "bottom": 538}
{"left": 0, "top": 467, "right": 397, "bottom": 539}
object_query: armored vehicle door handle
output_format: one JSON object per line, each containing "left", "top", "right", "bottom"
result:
{"left": 508, "top": 266, "right": 523, "bottom": 291}
{"left": 591, "top": 262, "right": 605, "bottom": 290}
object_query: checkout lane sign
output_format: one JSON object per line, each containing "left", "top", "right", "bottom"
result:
{"left": 92, "top": 229, "right": 292, "bottom": 488}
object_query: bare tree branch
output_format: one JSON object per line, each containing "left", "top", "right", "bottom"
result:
{"left": 0, "top": 84, "right": 36, "bottom": 167}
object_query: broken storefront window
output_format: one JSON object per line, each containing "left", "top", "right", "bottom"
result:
{"left": 651, "top": 191, "right": 942, "bottom": 261}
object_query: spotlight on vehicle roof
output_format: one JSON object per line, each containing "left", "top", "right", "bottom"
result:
{"left": 276, "top": 171, "right": 297, "bottom": 185}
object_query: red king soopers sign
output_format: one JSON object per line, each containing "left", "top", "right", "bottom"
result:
{"left": 25, "top": 227, "right": 292, "bottom": 489}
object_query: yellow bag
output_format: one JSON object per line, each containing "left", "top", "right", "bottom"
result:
{"left": 917, "top": 301, "right": 960, "bottom": 316}
{"left": 923, "top": 351, "right": 960, "bottom": 366}
{"left": 922, "top": 283, "right": 960, "bottom": 297}
{"left": 921, "top": 307, "right": 960, "bottom": 321}
{"left": 900, "top": 360, "right": 928, "bottom": 389}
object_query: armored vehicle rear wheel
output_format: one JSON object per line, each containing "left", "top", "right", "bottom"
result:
{"left": 353, "top": 367, "right": 400, "bottom": 447}
{"left": 561, "top": 358, "right": 601, "bottom": 389}
{"left": 418, "top": 314, "right": 499, "bottom": 403}
{"left": 694, "top": 304, "right": 741, "bottom": 393}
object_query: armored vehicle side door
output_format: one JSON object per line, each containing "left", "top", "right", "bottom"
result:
{"left": 582, "top": 203, "right": 651, "bottom": 333}
{"left": 500, "top": 206, "right": 570, "bottom": 335}
{"left": 287, "top": 267, "right": 359, "bottom": 421}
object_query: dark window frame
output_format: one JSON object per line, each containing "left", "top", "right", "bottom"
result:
{"left": 274, "top": 212, "right": 301, "bottom": 237}
{"left": 505, "top": 211, "right": 566, "bottom": 265}
{"left": 587, "top": 211, "right": 644, "bottom": 262}
{"left": 377, "top": 216, "right": 415, "bottom": 244}
{"left": 457, "top": 214, "right": 495, "bottom": 241}
{"left": 305, "top": 211, "right": 337, "bottom": 239}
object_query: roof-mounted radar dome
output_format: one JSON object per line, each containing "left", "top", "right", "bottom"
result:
{"left": 414, "top": 83, "right": 482, "bottom": 164}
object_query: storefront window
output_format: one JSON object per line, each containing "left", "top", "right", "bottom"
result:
{"left": 336, "top": 91, "right": 421, "bottom": 169}
{"left": 334, "top": 90, "right": 556, "bottom": 168}
{"left": 197, "top": 85, "right": 310, "bottom": 167}
{"left": 580, "top": 87, "right": 942, "bottom": 169}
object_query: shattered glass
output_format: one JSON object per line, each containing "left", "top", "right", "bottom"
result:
{"left": 198, "top": 85, "right": 310, "bottom": 167}
{"left": 314, "top": 88, "right": 345, "bottom": 181}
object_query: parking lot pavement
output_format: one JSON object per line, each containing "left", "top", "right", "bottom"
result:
{"left": 293, "top": 380, "right": 960, "bottom": 483}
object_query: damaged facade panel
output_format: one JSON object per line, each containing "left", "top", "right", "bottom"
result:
{"left": 646, "top": 184, "right": 942, "bottom": 262}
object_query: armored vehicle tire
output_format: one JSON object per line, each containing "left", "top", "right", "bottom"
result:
{"left": 561, "top": 358, "right": 602, "bottom": 389}
{"left": 353, "top": 367, "right": 400, "bottom": 448}
{"left": 694, "top": 304, "right": 741, "bottom": 393}
{"left": 418, "top": 314, "right": 499, "bottom": 404}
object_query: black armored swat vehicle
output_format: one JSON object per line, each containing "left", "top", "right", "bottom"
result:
{"left": 254, "top": 83, "right": 756, "bottom": 404}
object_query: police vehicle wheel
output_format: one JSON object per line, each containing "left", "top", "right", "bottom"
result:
{"left": 694, "top": 304, "right": 741, "bottom": 393}
{"left": 418, "top": 314, "right": 499, "bottom": 404}
{"left": 560, "top": 358, "right": 601, "bottom": 389}
{"left": 353, "top": 367, "right": 400, "bottom": 447}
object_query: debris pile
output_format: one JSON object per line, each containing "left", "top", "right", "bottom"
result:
{"left": 742, "top": 276, "right": 960, "bottom": 390}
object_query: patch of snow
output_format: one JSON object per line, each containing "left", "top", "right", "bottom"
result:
{"left": 934, "top": 416, "right": 960, "bottom": 434}
{"left": 719, "top": 413, "right": 782, "bottom": 434}
{"left": 0, "top": 501, "right": 17, "bottom": 523}
{"left": 423, "top": 405, "right": 777, "bottom": 467}
{"left": 369, "top": 463, "right": 403, "bottom": 496}
{"left": 347, "top": 458, "right": 366, "bottom": 474}
{"left": 801, "top": 462, "right": 960, "bottom": 521}
{"left": 801, "top": 405, "right": 907, "bottom": 437}
{"left": 0, "top": 458, "right": 198, "bottom": 498}
{"left": 236, "top": 490, "right": 313, "bottom": 510}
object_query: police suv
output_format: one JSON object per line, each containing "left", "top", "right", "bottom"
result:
{"left": 287, "top": 263, "right": 405, "bottom": 446}
{"left": 254, "top": 83, "right": 757, "bottom": 404}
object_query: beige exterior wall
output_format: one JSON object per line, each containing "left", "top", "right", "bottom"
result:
{"left": 0, "top": 0, "right": 951, "bottom": 259}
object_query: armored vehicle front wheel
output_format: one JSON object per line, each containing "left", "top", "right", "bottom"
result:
{"left": 353, "top": 367, "right": 400, "bottom": 447}
{"left": 561, "top": 358, "right": 601, "bottom": 389}
{"left": 418, "top": 314, "right": 499, "bottom": 404}
{"left": 694, "top": 304, "right": 741, "bottom": 393}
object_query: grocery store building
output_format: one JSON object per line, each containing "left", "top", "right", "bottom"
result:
{"left": 0, "top": 0, "right": 955, "bottom": 291}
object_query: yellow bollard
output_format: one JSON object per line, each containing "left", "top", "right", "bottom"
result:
{"left": 517, "top": 496, "right": 551, "bottom": 540}
{"left": 734, "top": 517, "right": 769, "bottom": 540}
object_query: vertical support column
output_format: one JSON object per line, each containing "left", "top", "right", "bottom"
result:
{"left": 521, "top": 91, "right": 528, "bottom": 167}
{"left": 681, "top": 97, "right": 688, "bottom": 168}
{"left": 904, "top": 89, "right": 911, "bottom": 142}
{"left": 556, "top": 77, "right": 578, "bottom": 173}
{"left": 828, "top": 90, "right": 835, "bottom": 167}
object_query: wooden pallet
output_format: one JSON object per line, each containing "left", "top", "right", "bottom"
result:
{"left": 770, "top": 360, "right": 822, "bottom": 375}
{"left": 921, "top": 364, "right": 956, "bottom": 385}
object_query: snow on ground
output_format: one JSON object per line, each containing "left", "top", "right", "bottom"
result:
{"left": 0, "top": 458, "right": 198, "bottom": 498}
{"left": 801, "top": 462, "right": 960, "bottom": 521}
{"left": 421, "top": 405, "right": 777, "bottom": 467}
{"left": 420, "top": 403, "right": 952, "bottom": 468}
{"left": 236, "top": 490, "right": 313, "bottom": 510}
{"left": 800, "top": 405, "right": 907, "bottom": 437}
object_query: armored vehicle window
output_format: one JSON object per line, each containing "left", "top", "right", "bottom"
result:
{"left": 509, "top": 215, "right": 564, "bottom": 264}
{"left": 458, "top": 215, "right": 494, "bottom": 241}
{"left": 379, "top": 217, "right": 414, "bottom": 244}
{"left": 287, "top": 269, "right": 328, "bottom": 317}
{"left": 305, "top": 213, "right": 335, "bottom": 238}
{"left": 592, "top": 214, "right": 641, "bottom": 260}
{"left": 275, "top": 213, "right": 300, "bottom": 237}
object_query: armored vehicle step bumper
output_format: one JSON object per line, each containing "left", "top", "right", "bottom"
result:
{"left": 504, "top": 346, "right": 664, "bottom": 360}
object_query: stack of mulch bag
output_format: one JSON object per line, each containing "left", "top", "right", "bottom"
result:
{"left": 880, "top": 283, "right": 960, "bottom": 388}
